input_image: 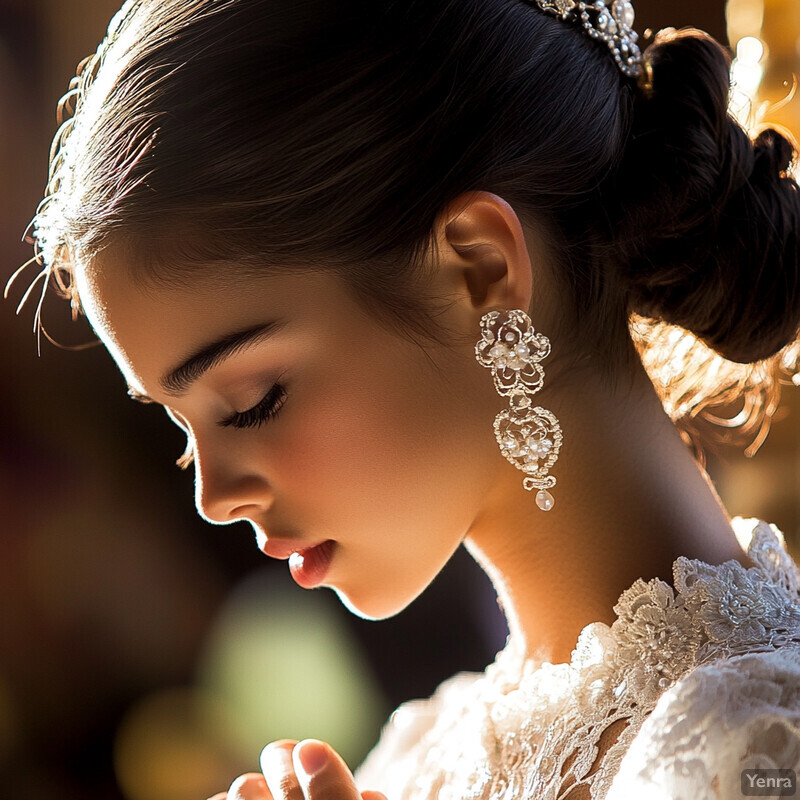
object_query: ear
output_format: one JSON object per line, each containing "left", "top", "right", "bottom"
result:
{"left": 437, "top": 191, "right": 535, "bottom": 314}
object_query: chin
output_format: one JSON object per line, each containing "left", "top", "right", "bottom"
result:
{"left": 332, "top": 583, "right": 421, "bottom": 621}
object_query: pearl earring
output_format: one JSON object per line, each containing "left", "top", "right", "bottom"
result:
{"left": 474, "top": 309, "right": 563, "bottom": 511}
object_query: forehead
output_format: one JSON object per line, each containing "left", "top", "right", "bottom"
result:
{"left": 74, "top": 251, "right": 348, "bottom": 396}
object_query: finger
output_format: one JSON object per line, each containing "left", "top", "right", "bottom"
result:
{"left": 292, "top": 739, "right": 362, "bottom": 799}
{"left": 226, "top": 772, "right": 273, "bottom": 800}
{"left": 261, "top": 739, "right": 303, "bottom": 800}
{"left": 360, "top": 792, "right": 389, "bottom": 800}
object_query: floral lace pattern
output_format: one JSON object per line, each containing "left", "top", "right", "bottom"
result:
{"left": 354, "top": 519, "right": 800, "bottom": 799}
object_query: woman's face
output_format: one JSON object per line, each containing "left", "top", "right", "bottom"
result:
{"left": 76, "top": 255, "right": 503, "bottom": 619}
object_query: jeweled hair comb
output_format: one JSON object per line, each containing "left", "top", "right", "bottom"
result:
{"left": 527, "top": 0, "right": 642, "bottom": 78}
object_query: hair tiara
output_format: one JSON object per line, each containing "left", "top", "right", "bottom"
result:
{"left": 527, "top": 0, "right": 642, "bottom": 78}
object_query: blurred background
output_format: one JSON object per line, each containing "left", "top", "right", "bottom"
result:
{"left": 1, "top": 1, "right": 799, "bottom": 798}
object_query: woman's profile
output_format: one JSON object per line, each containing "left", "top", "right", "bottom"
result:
{"left": 7, "top": 0, "right": 800, "bottom": 797}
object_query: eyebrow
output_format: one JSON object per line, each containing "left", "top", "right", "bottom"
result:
{"left": 127, "top": 321, "right": 284, "bottom": 402}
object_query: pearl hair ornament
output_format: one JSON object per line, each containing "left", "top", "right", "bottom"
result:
{"left": 475, "top": 310, "right": 563, "bottom": 511}
{"left": 526, "top": 0, "right": 642, "bottom": 78}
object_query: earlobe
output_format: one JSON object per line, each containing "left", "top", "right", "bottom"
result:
{"left": 441, "top": 191, "right": 534, "bottom": 314}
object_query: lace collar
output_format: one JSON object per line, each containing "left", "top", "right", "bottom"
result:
{"left": 355, "top": 519, "right": 800, "bottom": 800}
{"left": 484, "top": 517, "right": 800, "bottom": 710}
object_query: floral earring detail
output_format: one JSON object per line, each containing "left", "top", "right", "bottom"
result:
{"left": 475, "top": 309, "right": 563, "bottom": 511}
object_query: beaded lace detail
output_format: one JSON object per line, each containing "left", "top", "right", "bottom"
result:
{"left": 354, "top": 519, "right": 800, "bottom": 799}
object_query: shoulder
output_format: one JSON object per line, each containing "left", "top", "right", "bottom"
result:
{"left": 607, "top": 646, "right": 800, "bottom": 799}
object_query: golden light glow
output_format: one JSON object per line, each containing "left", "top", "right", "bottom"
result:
{"left": 737, "top": 35, "right": 766, "bottom": 63}
{"left": 727, "top": 0, "right": 800, "bottom": 137}
{"left": 727, "top": 0, "right": 765, "bottom": 44}
{"left": 114, "top": 688, "right": 246, "bottom": 800}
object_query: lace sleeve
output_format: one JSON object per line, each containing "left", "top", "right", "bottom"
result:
{"left": 606, "top": 646, "right": 800, "bottom": 800}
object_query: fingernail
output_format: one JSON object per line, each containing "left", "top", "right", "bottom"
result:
{"left": 296, "top": 739, "right": 328, "bottom": 776}
{"left": 260, "top": 740, "right": 294, "bottom": 775}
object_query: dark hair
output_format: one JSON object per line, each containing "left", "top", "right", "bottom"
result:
{"left": 608, "top": 28, "right": 800, "bottom": 365}
{"left": 15, "top": 0, "right": 800, "bottom": 453}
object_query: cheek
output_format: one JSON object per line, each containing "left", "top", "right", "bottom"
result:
{"left": 268, "top": 344, "right": 499, "bottom": 542}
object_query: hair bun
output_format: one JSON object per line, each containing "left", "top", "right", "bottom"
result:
{"left": 753, "top": 127, "right": 795, "bottom": 180}
{"left": 605, "top": 27, "right": 800, "bottom": 364}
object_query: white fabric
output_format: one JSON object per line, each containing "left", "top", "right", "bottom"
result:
{"left": 354, "top": 518, "right": 800, "bottom": 799}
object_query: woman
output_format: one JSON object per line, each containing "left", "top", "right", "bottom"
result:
{"left": 8, "top": 0, "right": 800, "bottom": 797}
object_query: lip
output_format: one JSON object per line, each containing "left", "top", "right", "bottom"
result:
{"left": 260, "top": 537, "right": 325, "bottom": 560}
{"left": 288, "top": 540, "right": 336, "bottom": 589}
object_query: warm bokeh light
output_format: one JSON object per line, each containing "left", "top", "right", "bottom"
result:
{"left": 197, "top": 573, "right": 389, "bottom": 769}
{"left": 732, "top": 35, "right": 767, "bottom": 102}
{"left": 738, "top": 34, "right": 766, "bottom": 63}
{"left": 114, "top": 687, "right": 246, "bottom": 800}
{"left": 727, "top": 0, "right": 765, "bottom": 43}
{"left": 727, "top": 0, "right": 800, "bottom": 136}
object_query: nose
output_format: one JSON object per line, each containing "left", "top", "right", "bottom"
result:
{"left": 191, "top": 434, "right": 272, "bottom": 525}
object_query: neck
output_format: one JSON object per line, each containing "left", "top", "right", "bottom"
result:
{"left": 463, "top": 351, "right": 754, "bottom": 666}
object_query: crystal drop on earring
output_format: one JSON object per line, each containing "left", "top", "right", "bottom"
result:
{"left": 535, "top": 489, "right": 555, "bottom": 512}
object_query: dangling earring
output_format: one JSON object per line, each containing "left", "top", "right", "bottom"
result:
{"left": 475, "top": 309, "right": 563, "bottom": 511}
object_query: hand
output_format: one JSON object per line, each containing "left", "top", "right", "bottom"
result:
{"left": 207, "top": 738, "right": 388, "bottom": 800}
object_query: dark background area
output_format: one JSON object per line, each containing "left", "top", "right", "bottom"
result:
{"left": 2, "top": 2, "right": 798, "bottom": 798}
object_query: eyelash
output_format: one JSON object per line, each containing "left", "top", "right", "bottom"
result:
{"left": 173, "top": 383, "right": 287, "bottom": 471}
{"left": 220, "top": 382, "right": 287, "bottom": 430}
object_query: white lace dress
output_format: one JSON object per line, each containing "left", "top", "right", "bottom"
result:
{"left": 354, "top": 518, "right": 800, "bottom": 799}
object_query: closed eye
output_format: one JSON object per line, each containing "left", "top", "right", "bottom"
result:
{"left": 126, "top": 382, "right": 285, "bottom": 469}
{"left": 220, "top": 383, "right": 287, "bottom": 430}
